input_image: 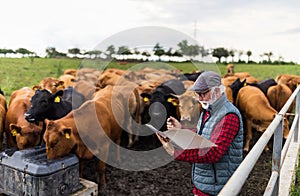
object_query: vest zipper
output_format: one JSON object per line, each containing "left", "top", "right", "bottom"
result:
{"left": 212, "top": 164, "right": 217, "bottom": 184}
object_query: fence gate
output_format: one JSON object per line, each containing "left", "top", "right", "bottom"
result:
{"left": 219, "top": 85, "right": 300, "bottom": 196}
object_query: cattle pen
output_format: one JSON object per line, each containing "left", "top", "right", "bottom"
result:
{"left": 219, "top": 85, "right": 300, "bottom": 195}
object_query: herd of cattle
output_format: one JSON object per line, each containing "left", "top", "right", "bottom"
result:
{"left": 0, "top": 64, "right": 299, "bottom": 189}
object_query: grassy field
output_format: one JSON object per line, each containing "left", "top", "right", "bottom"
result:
{"left": 1, "top": 57, "right": 300, "bottom": 101}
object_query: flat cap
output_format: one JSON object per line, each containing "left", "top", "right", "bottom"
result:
{"left": 190, "top": 71, "right": 221, "bottom": 92}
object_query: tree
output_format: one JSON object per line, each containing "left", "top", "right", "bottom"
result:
{"left": 141, "top": 51, "right": 151, "bottom": 57}
{"left": 153, "top": 43, "right": 165, "bottom": 57}
{"left": 212, "top": 47, "right": 229, "bottom": 63}
{"left": 229, "top": 49, "right": 235, "bottom": 63}
{"left": 177, "top": 40, "right": 203, "bottom": 59}
{"left": 45, "top": 47, "right": 66, "bottom": 58}
{"left": 133, "top": 48, "right": 140, "bottom": 55}
{"left": 264, "top": 52, "right": 273, "bottom": 63}
{"left": 117, "top": 46, "right": 132, "bottom": 55}
{"left": 0, "top": 48, "right": 15, "bottom": 57}
{"left": 238, "top": 50, "right": 244, "bottom": 62}
{"left": 15, "top": 48, "right": 34, "bottom": 57}
{"left": 106, "top": 45, "right": 115, "bottom": 59}
{"left": 68, "top": 48, "right": 81, "bottom": 58}
{"left": 84, "top": 50, "right": 102, "bottom": 58}
{"left": 246, "top": 50, "right": 252, "bottom": 63}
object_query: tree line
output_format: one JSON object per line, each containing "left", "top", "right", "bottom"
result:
{"left": 0, "top": 40, "right": 296, "bottom": 64}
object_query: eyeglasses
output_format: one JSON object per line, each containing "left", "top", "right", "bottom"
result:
{"left": 195, "top": 89, "right": 210, "bottom": 98}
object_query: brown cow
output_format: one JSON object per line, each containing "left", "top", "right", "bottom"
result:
{"left": 33, "top": 77, "right": 65, "bottom": 93}
{"left": 173, "top": 80, "right": 201, "bottom": 129}
{"left": 267, "top": 84, "right": 293, "bottom": 113}
{"left": 97, "top": 70, "right": 160, "bottom": 147}
{"left": 97, "top": 71, "right": 122, "bottom": 89}
{"left": 73, "top": 80, "right": 98, "bottom": 100}
{"left": 44, "top": 85, "right": 125, "bottom": 189}
{"left": 0, "top": 93, "right": 7, "bottom": 150}
{"left": 226, "top": 64, "right": 234, "bottom": 74}
{"left": 275, "top": 74, "right": 300, "bottom": 92}
{"left": 64, "top": 69, "right": 77, "bottom": 77}
{"left": 58, "top": 74, "right": 75, "bottom": 88}
{"left": 5, "top": 87, "right": 43, "bottom": 149}
{"left": 176, "top": 91, "right": 201, "bottom": 129}
{"left": 236, "top": 86, "right": 290, "bottom": 152}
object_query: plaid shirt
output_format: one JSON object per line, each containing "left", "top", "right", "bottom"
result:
{"left": 174, "top": 111, "right": 240, "bottom": 196}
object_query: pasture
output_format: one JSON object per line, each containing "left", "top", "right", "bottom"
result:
{"left": 0, "top": 57, "right": 299, "bottom": 195}
{"left": 0, "top": 57, "right": 299, "bottom": 100}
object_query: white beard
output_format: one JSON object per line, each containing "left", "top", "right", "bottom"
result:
{"left": 199, "top": 101, "right": 209, "bottom": 110}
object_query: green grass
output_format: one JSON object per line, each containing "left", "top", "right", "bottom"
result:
{"left": 1, "top": 57, "right": 300, "bottom": 101}
{"left": 0, "top": 58, "right": 82, "bottom": 100}
{"left": 290, "top": 156, "right": 300, "bottom": 195}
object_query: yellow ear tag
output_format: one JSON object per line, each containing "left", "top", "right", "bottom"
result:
{"left": 143, "top": 97, "right": 149, "bottom": 102}
{"left": 167, "top": 98, "right": 178, "bottom": 106}
{"left": 12, "top": 129, "right": 18, "bottom": 136}
{"left": 54, "top": 96, "right": 61, "bottom": 103}
{"left": 65, "top": 133, "right": 70, "bottom": 139}
{"left": 167, "top": 97, "right": 173, "bottom": 103}
{"left": 244, "top": 82, "right": 247, "bottom": 87}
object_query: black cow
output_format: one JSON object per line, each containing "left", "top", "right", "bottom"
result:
{"left": 230, "top": 78, "right": 247, "bottom": 104}
{"left": 177, "top": 71, "right": 204, "bottom": 82}
{"left": 141, "top": 79, "right": 186, "bottom": 131}
{"left": 24, "top": 87, "right": 85, "bottom": 122}
{"left": 230, "top": 78, "right": 277, "bottom": 104}
{"left": 257, "top": 78, "right": 277, "bottom": 95}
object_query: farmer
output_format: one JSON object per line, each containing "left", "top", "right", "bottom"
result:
{"left": 156, "top": 71, "right": 244, "bottom": 196}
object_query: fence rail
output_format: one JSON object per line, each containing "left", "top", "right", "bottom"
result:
{"left": 219, "top": 85, "right": 300, "bottom": 196}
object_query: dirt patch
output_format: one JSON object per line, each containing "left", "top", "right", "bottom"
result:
{"left": 82, "top": 131, "right": 273, "bottom": 196}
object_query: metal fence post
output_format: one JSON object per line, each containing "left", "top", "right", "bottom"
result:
{"left": 295, "top": 90, "right": 300, "bottom": 143}
{"left": 264, "top": 116, "right": 283, "bottom": 196}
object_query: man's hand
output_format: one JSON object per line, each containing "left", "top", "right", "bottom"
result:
{"left": 167, "top": 116, "right": 181, "bottom": 130}
{"left": 156, "top": 133, "right": 174, "bottom": 156}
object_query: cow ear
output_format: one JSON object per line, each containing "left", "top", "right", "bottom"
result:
{"left": 45, "top": 119, "right": 54, "bottom": 128}
{"left": 141, "top": 93, "right": 151, "bottom": 104}
{"left": 166, "top": 95, "right": 179, "bottom": 106}
{"left": 32, "top": 85, "right": 41, "bottom": 91}
{"left": 56, "top": 81, "right": 65, "bottom": 89}
{"left": 242, "top": 79, "right": 247, "bottom": 86}
{"left": 10, "top": 124, "right": 21, "bottom": 136}
{"left": 52, "top": 90, "right": 64, "bottom": 103}
{"left": 62, "top": 128, "right": 72, "bottom": 139}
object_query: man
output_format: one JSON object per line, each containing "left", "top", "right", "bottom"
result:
{"left": 157, "top": 71, "right": 244, "bottom": 196}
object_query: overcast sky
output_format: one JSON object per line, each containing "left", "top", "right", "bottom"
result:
{"left": 1, "top": 0, "right": 300, "bottom": 63}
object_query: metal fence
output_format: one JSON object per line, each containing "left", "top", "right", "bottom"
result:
{"left": 219, "top": 85, "right": 300, "bottom": 196}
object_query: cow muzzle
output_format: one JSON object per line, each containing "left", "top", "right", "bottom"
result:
{"left": 24, "top": 112, "right": 36, "bottom": 122}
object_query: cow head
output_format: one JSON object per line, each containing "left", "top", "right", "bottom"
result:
{"left": 140, "top": 79, "right": 185, "bottom": 131}
{"left": 43, "top": 119, "right": 76, "bottom": 160}
{"left": 177, "top": 93, "right": 201, "bottom": 128}
{"left": 10, "top": 123, "right": 42, "bottom": 150}
{"left": 25, "top": 89, "right": 64, "bottom": 122}
{"left": 32, "top": 78, "right": 65, "bottom": 93}
{"left": 230, "top": 78, "right": 246, "bottom": 103}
